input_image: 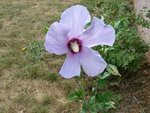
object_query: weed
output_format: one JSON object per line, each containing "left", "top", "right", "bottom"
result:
{"left": 25, "top": 40, "right": 45, "bottom": 62}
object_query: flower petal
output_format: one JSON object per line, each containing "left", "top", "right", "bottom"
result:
{"left": 79, "top": 17, "right": 115, "bottom": 47}
{"left": 60, "top": 5, "right": 91, "bottom": 38}
{"left": 44, "top": 22, "right": 69, "bottom": 55}
{"left": 59, "top": 52, "right": 80, "bottom": 78}
{"left": 79, "top": 46, "right": 107, "bottom": 77}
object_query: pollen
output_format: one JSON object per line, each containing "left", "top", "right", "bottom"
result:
{"left": 67, "top": 38, "right": 82, "bottom": 53}
{"left": 70, "top": 41, "right": 79, "bottom": 53}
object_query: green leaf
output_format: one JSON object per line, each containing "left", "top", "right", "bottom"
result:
{"left": 96, "top": 92, "right": 113, "bottom": 103}
{"left": 103, "top": 92, "right": 113, "bottom": 98}
{"left": 84, "top": 22, "right": 91, "bottom": 29}
{"left": 113, "top": 94, "right": 121, "bottom": 103}
{"left": 98, "top": 79, "right": 108, "bottom": 88}
{"left": 44, "top": 27, "right": 49, "bottom": 33}
{"left": 114, "top": 20, "right": 121, "bottom": 28}
{"left": 89, "top": 96, "right": 96, "bottom": 104}
{"left": 96, "top": 93, "right": 105, "bottom": 102}
{"left": 97, "top": 103, "right": 105, "bottom": 110}
{"left": 78, "top": 110, "right": 87, "bottom": 113}
{"left": 67, "top": 89, "right": 85, "bottom": 100}
{"left": 105, "top": 101, "right": 116, "bottom": 109}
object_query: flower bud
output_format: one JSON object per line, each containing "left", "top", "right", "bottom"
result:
{"left": 106, "top": 64, "right": 121, "bottom": 76}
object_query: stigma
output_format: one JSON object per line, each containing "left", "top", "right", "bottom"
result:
{"left": 70, "top": 41, "right": 79, "bottom": 53}
{"left": 67, "top": 38, "right": 82, "bottom": 53}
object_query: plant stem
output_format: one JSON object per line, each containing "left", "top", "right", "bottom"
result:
{"left": 76, "top": 79, "right": 92, "bottom": 113}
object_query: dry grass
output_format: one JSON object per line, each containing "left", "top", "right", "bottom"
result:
{"left": 0, "top": 0, "right": 82, "bottom": 112}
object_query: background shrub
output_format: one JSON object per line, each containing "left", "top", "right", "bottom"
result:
{"left": 82, "top": 0, "right": 149, "bottom": 75}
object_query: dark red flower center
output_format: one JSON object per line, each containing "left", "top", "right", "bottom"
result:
{"left": 67, "top": 38, "right": 82, "bottom": 53}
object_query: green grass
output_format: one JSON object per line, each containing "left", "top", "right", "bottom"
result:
{"left": 14, "top": 94, "right": 55, "bottom": 113}
{"left": 0, "top": 0, "right": 69, "bottom": 79}
{"left": 0, "top": 0, "right": 94, "bottom": 80}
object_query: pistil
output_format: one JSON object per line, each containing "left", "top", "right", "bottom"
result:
{"left": 67, "top": 38, "right": 82, "bottom": 53}
{"left": 70, "top": 40, "right": 79, "bottom": 53}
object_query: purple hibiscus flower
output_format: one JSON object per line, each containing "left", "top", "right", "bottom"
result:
{"left": 45, "top": 5, "right": 115, "bottom": 79}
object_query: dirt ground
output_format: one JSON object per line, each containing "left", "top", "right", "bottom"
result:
{"left": 112, "top": 62, "right": 150, "bottom": 113}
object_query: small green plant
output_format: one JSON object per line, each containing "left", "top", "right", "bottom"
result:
{"left": 68, "top": 65, "right": 121, "bottom": 112}
{"left": 17, "top": 63, "right": 58, "bottom": 81}
{"left": 68, "top": 70, "right": 121, "bottom": 113}
{"left": 25, "top": 40, "right": 45, "bottom": 62}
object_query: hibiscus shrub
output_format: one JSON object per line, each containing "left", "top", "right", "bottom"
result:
{"left": 90, "top": 0, "right": 149, "bottom": 75}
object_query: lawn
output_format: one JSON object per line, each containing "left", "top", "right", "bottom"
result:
{"left": 0, "top": 0, "right": 149, "bottom": 113}
{"left": 0, "top": 0, "right": 81, "bottom": 112}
